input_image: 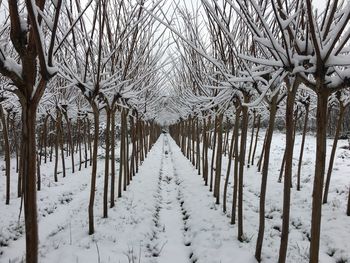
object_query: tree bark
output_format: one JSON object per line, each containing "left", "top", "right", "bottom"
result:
{"left": 63, "top": 111, "right": 75, "bottom": 173}
{"left": 54, "top": 111, "right": 60, "bottom": 182}
{"left": 21, "top": 102, "right": 39, "bottom": 263}
{"left": 278, "top": 87, "right": 297, "bottom": 263}
{"left": 323, "top": 104, "right": 345, "bottom": 203}
{"left": 196, "top": 118, "right": 201, "bottom": 174}
{"left": 247, "top": 111, "right": 256, "bottom": 167}
{"left": 223, "top": 113, "right": 235, "bottom": 213}
{"left": 210, "top": 115, "right": 217, "bottom": 192}
{"left": 309, "top": 90, "right": 329, "bottom": 263}
{"left": 214, "top": 114, "right": 223, "bottom": 203}
{"left": 257, "top": 131, "right": 268, "bottom": 172}
{"left": 347, "top": 187, "right": 350, "bottom": 216}
{"left": 238, "top": 95, "right": 249, "bottom": 241}
{"left": 231, "top": 106, "right": 241, "bottom": 225}
{"left": 88, "top": 103, "right": 99, "bottom": 235}
{"left": 119, "top": 109, "right": 125, "bottom": 197}
{"left": 203, "top": 117, "right": 210, "bottom": 185}
{"left": 0, "top": 105, "right": 11, "bottom": 205}
{"left": 103, "top": 108, "right": 111, "bottom": 218}
{"left": 110, "top": 108, "right": 116, "bottom": 208}
{"left": 297, "top": 104, "right": 310, "bottom": 191}
{"left": 251, "top": 115, "right": 261, "bottom": 166}
{"left": 255, "top": 94, "right": 278, "bottom": 262}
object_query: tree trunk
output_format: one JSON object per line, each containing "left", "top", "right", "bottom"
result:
{"left": 59, "top": 114, "right": 66, "bottom": 178}
{"left": 196, "top": 118, "right": 201, "bottom": 175}
{"left": 54, "top": 111, "right": 60, "bottom": 182}
{"left": 192, "top": 118, "right": 195, "bottom": 166}
{"left": 255, "top": 94, "right": 278, "bottom": 262}
{"left": 210, "top": 115, "right": 217, "bottom": 192}
{"left": 78, "top": 118, "right": 82, "bottom": 171}
{"left": 103, "top": 108, "right": 111, "bottom": 218}
{"left": 37, "top": 153, "right": 41, "bottom": 191}
{"left": 247, "top": 111, "right": 256, "bottom": 167}
{"left": 88, "top": 103, "right": 99, "bottom": 235}
{"left": 88, "top": 118, "right": 93, "bottom": 166}
{"left": 347, "top": 187, "right": 350, "bottom": 216}
{"left": 214, "top": 114, "right": 223, "bottom": 203}
{"left": 309, "top": 90, "right": 329, "bottom": 263}
{"left": 223, "top": 113, "right": 236, "bottom": 213}
{"left": 18, "top": 142, "right": 24, "bottom": 198}
{"left": 0, "top": 105, "right": 11, "bottom": 205}
{"left": 251, "top": 115, "right": 261, "bottom": 166}
{"left": 202, "top": 118, "right": 209, "bottom": 185}
{"left": 323, "top": 104, "right": 345, "bottom": 204}
{"left": 238, "top": 96, "right": 249, "bottom": 241}
{"left": 257, "top": 131, "right": 268, "bottom": 172}
{"left": 110, "top": 108, "right": 116, "bottom": 208}
{"left": 119, "top": 110, "right": 125, "bottom": 197}
{"left": 21, "top": 102, "right": 39, "bottom": 263}
{"left": 231, "top": 106, "right": 241, "bottom": 225}
{"left": 83, "top": 118, "right": 88, "bottom": 168}
{"left": 63, "top": 111, "right": 75, "bottom": 173}
{"left": 278, "top": 87, "right": 297, "bottom": 263}
{"left": 124, "top": 111, "right": 129, "bottom": 189}
{"left": 297, "top": 104, "right": 310, "bottom": 191}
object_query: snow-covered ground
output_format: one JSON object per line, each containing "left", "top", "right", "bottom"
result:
{"left": 212, "top": 131, "right": 350, "bottom": 263}
{"left": 0, "top": 132, "right": 349, "bottom": 262}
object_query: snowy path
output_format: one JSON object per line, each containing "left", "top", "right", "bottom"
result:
{"left": 0, "top": 135, "right": 256, "bottom": 262}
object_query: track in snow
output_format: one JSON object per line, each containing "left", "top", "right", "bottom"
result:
{"left": 146, "top": 134, "right": 193, "bottom": 263}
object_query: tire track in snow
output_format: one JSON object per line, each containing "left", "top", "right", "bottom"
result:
{"left": 146, "top": 134, "right": 193, "bottom": 263}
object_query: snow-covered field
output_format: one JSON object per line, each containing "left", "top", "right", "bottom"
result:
{"left": 214, "top": 131, "right": 350, "bottom": 263}
{"left": 0, "top": 132, "right": 349, "bottom": 262}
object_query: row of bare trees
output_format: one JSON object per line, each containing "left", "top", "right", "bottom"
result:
{"left": 0, "top": 0, "right": 166, "bottom": 262}
{"left": 161, "top": 0, "right": 350, "bottom": 262}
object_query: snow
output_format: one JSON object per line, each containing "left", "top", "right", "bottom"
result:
{"left": 0, "top": 132, "right": 349, "bottom": 262}
{"left": 209, "top": 131, "right": 350, "bottom": 263}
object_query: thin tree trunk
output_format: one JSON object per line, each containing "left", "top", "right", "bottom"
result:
{"left": 88, "top": 103, "right": 99, "bottom": 235}
{"left": 297, "top": 104, "right": 310, "bottom": 191}
{"left": 59, "top": 115, "right": 66, "bottom": 178}
{"left": 257, "top": 131, "right": 268, "bottom": 172}
{"left": 88, "top": 118, "right": 93, "bottom": 166}
{"left": 238, "top": 95, "right": 249, "bottom": 241}
{"left": 202, "top": 118, "right": 208, "bottom": 184}
{"left": 110, "top": 108, "right": 116, "bottom": 208}
{"left": 323, "top": 104, "right": 345, "bottom": 203}
{"left": 63, "top": 111, "right": 75, "bottom": 173}
{"left": 347, "top": 187, "right": 350, "bottom": 216}
{"left": 309, "top": 90, "right": 329, "bottom": 263}
{"left": 119, "top": 110, "right": 125, "bottom": 197}
{"left": 78, "top": 118, "right": 82, "bottom": 171}
{"left": 37, "top": 153, "right": 41, "bottom": 191}
{"left": 278, "top": 151, "right": 286, "bottom": 183}
{"left": 54, "top": 111, "right": 60, "bottom": 182}
{"left": 278, "top": 86, "right": 297, "bottom": 263}
{"left": 251, "top": 115, "right": 261, "bottom": 166}
{"left": 192, "top": 118, "right": 195, "bottom": 166}
{"left": 214, "top": 114, "right": 223, "bottom": 203}
{"left": 13, "top": 115, "right": 19, "bottom": 173}
{"left": 18, "top": 141, "right": 23, "bottom": 198}
{"left": 196, "top": 118, "right": 201, "bottom": 174}
{"left": 247, "top": 111, "right": 256, "bottom": 167}
{"left": 223, "top": 114, "right": 235, "bottom": 213}
{"left": 255, "top": 94, "right": 278, "bottom": 262}
{"left": 231, "top": 106, "right": 241, "bottom": 225}
{"left": 103, "top": 109, "right": 111, "bottom": 218}
{"left": 0, "top": 105, "right": 11, "bottom": 205}
{"left": 50, "top": 118, "right": 54, "bottom": 163}
{"left": 210, "top": 115, "right": 218, "bottom": 192}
